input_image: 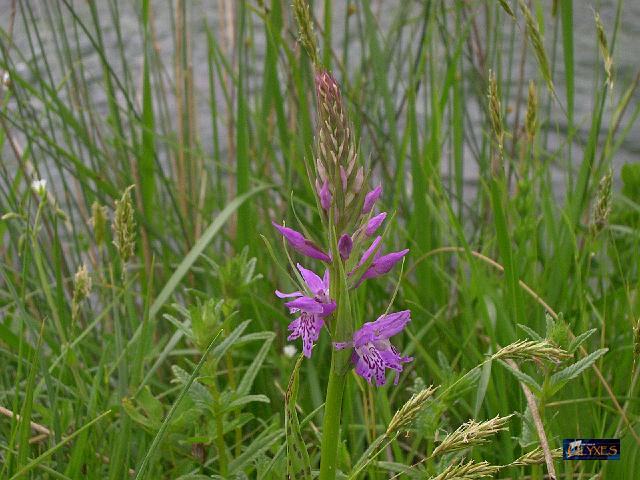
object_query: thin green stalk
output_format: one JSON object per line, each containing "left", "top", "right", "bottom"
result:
{"left": 319, "top": 353, "right": 347, "bottom": 480}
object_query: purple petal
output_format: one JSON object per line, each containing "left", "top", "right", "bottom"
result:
{"left": 373, "top": 249, "right": 409, "bottom": 275}
{"left": 338, "top": 234, "right": 353, "bottom": 261}
{"left": 275, "top": 290, "right": 303, "bottom": 299}
{"left": 354, "top": 344, "right": 387, "bottom": 386}
{"left": 272, "top": 222, "right": 331, "bottom": 262}
{"left": 357, "top": 236, "right": 382, "bottom": 269}
{"left": 354, "top": 167, "right": 364, "bottom": 193}
{"left": 365, "top": 212, "right": 387, "bottom": 236}
{"left": 322, "top": 269, "right": 330, "bottom": 290}
{"left": 372, "top": 310, "right": 412, "bottom": 340}
{"left": 321, "top": 300, "right": 337, "bottom": 317}
{"left": 285, "top": 296, "right": 324, "bottom": 314}
{"left": 333, "top": 341, "right": 352, "bottom": 350}
{"left": 352, "top": 340, "right": 412, "bottom": 386}
{"left": 320, "top": 180, "right": 332, "bottom": 211}
{"left": 296, "top": 263, "right": 324, "bottom": 294}
{"left": 362, "top": 185, "right": 382, "bottom": 214}
{"left": 353, "top": 311, "right": 411, "bottom": 347}
{"left": 358, "top": 248, "right": 409, "bottom": 284}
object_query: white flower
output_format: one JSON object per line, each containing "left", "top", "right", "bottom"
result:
{"left": 31, "top": 179, "right": 47, "bottom": 197}
{"left": 283, "top": 344, "right": 297, "bottom": 358}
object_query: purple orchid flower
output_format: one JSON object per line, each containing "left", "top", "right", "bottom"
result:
{"left": 362, "top": 185, "right": 382, "bottom": 214}
{"left": 351, "top": 236, "right": 409, "bottom": 286}
{"left": 272, "top": 222, "right": 331, "bottom": 263}
{"left": 338, "top": 234, "right": 353, "bottom": 261}
{"left": 365, "top": 212, "right": 387, "bottom": 236}
{"left": 276, "top": 264, "right": 335, "bottom": 357}
{"left": 334, "top": 310, "right": 413, "bottom": 386}
{"left": 319, "top": 180, "right": 332, "bottom": 211}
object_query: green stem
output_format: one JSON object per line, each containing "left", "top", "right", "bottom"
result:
{"left": 319, "top": 351, "right": 347, "bottom": 480}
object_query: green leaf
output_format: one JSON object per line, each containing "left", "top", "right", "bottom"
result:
{"left": 568, "top": 328, "right": 597, "bottom": 354}
{"left": 551, "top": 348, "right": 608, "bottom": 386}
{"left": 211, "top": 320, "right": 251, "bottom": 363}
{"left": 285, "top": 355, "right": 312, "bottom": 480}
{"left": 517, "top": 323, "right": 543, "bottom": 341}
{"left": 171, "top": 365, "right": 213, "bottom": 410}
{"left": 228, "top": 425, "right": 284, "bottom": 474}
{"left": 236, "top": 332, "right": 275, "bottom": 396}
{"left": 474, "top": 354, "right": 492, "bottom": 416}
{"left": 137, "top": 386, "right": 164, "bottom": 423}
{"left": 224, "top": 394, "right": 271, "bottom": 412}
{"left": 498, "top": 360, "right": 542, "bottom": 394}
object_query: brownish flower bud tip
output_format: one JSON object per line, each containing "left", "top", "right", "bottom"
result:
{"left": 315, "top": 71, "right": 341, "bottom": 105}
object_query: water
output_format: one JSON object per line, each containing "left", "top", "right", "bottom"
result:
{"left": 1, "top": 1, "right": 638, "bottom": 197}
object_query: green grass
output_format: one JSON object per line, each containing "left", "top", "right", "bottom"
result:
{"left": 1, "top": 0, "right": 639, "bottom": 478}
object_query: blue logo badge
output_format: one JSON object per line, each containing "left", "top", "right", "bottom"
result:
{"left": 563, "top": 439, "right": 620, "bottom": 460}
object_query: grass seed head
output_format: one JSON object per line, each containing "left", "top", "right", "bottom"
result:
{"left": 431, "top": 460, "right": 501, "bottom": 480}
{"left": 386, "top": 385, "right": 437, "bottom": 436}
{"left": 91, "top": 201, "right": 108, "bottom": 247}
{"left": 431, "top": 415, "right": 513, "bottom": 458}
{"left": 591, "top": 169, "right": 612, "bottom": 236}
{"left": 511, "top": 446, "right": 562, "bottom": 466}
{"left": 594, "top": 11, "right": 613, "bottom": 89}
{"left": 493, "top": 340, "right": 570, "bottom": 363}
{"left": 112, "top": 185, "right": 136, "bottom": 263}
{"left": 72, "top": 264, "right": 92, "bottom": 321}
{"left": 487, "top": 69, "right": 504, "bottom": 161}
{"left": 293, "top": 0, "right": 320, "bottom": 66}
{"left": 526, "top": 80, "right": 537, "bottom": 143}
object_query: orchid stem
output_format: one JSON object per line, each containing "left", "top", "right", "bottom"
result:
{"left": 319, "top": 350, "right": 347, "bottom": 479}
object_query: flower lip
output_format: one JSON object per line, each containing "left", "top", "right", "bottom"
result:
{"left": 288, "top": 312, "right": 324, "bottom": 358}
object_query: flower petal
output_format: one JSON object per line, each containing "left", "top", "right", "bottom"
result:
{"left": 338, "top": 234, "right": 353, "bottom": 261}
{"left": 285, "top": 296, "right": 324, "bottom": 314}
{"left": 319, "top": 180, "right": 332, "bottom": 211}
{"left": 287, "top": 313, "right": 324, "bottom": 358}
{"left": 296, "top": 263, "right": 325, "bottom": 294}
{"left": 320, "top": 300, "right": 337, "bottom": 317}
{"left": 356, "top": 310, "right": 411, "bottom": 343}
{"left": 275, "top": 289, "right": 303, "bottom": 298}
{"left": 272, "top": 222, "right": 331, "bottom": 262}
{"left": 362, "top": 184, "right": 382, "bottom": 214}
{"left": 365, "top": 212, "right": 387, "bottom": 236}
